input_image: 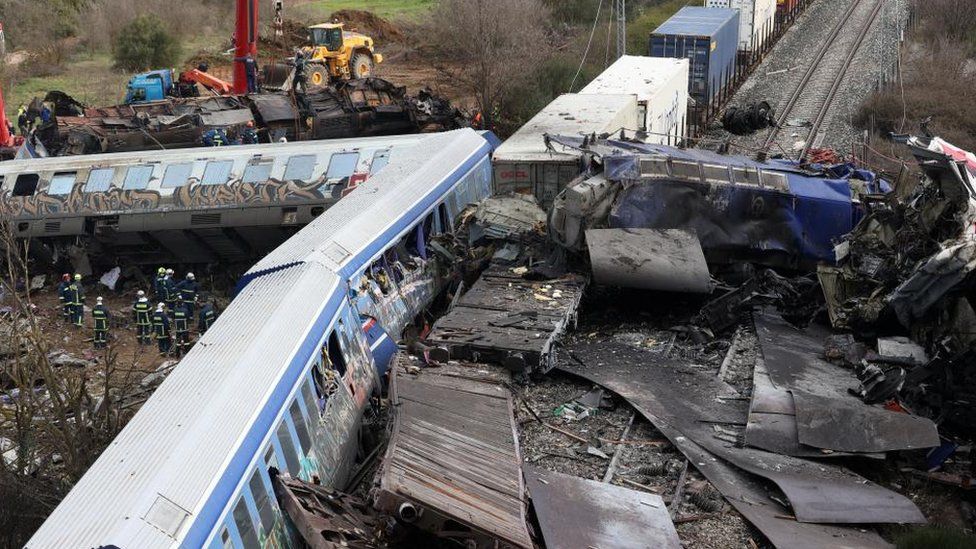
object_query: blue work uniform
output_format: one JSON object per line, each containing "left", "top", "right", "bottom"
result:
{"left": 57, "top": 280, "right": 71, "bottom": 320}
{"left": 153, "top": 310, "right": 171, "bottom": 354}
{"left": 92, "top": 305, "right": 110, "bottom": 348}
{"left": 163, "top": 277, "right": 177, "bottom": 312}
{"left": 67, "top": 281, "right": 84, "bottom": 327}
{"left": 198, "top": 303, "right": 216, "bottom": 333}
{"left": 133, "top": 299, "right": 152, "bottom": 345}
{"left": 176, "top": 279, "right": 199, "bottom": 316}
{"left": 173, "top": 305, "right": 190, "bottom": 356}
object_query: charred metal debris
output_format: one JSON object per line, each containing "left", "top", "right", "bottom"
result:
{"left": 278, "top": 133, "right": 976, "bottom": 548}
{"left": 32, "top": 79, "right": 466, "bottom": 156}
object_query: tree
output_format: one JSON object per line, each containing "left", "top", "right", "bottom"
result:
{"left": 428, "top": 0, "right": 551, "bottom": 130}
{"left": 112, "top": 14, "right": 181, "bottom": 72}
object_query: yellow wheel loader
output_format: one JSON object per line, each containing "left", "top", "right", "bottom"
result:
{"left": 305, "top": 22, "right": 383, "bottom": 85}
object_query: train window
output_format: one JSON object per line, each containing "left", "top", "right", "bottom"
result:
{"left": 702, "top": 164, "right": 731, "bottom": 185}
{"left": 438, "top": 203, "right": 450, "bottom": 233}
{"left": 283, "top": 155, "right": 316, "bottom": 181}
{"left": 732, "top": 167, "right": 761, "bottom": 188}
{"left": 248, "top": 471, "right": 275, "bottom": 536}
{"left": 242, "top": 161, "right": 274, "bottom": 184}
{"left": 220, "top": 527, "right": 232, "bottom": 549}
{"left": 301, "top": 380, "right": 318, "bottom": 425}
{"left": 12, "top": 173, "right": 39, "bottom": 197}
{"left": 232, "top": 497, "right": 259, "bottom": 549}
{"left": 264, "top": 446, "right": 279, "bottom": 471}
{"left": 289, "top": 401, "right": 312, "bottom": 455}
{"left": 84, "top": 168, "right": 115, "bottom": 192}
{"left": 325, "top": 152, "right": 359, "bottom": 180}
{"left": 48, "top": 172, "right": 77, "bottom": 195}
{"left": 123, "top": 165, "right": 155, "bottom": 190}
{"left": 162, "top": 163, "right": 193, "bottom": 188}
{"left": 202, "top": 160, "right": 234, "bottom": 185}
{"left": 275, "top": 421, "right": 301, "bottom": 476}
{"left": 671, "top": 161, "right": 701, "bottom": 181}
{"left": 369, "top": 150, "right": 390, "bottom": 175}
{"left": 327, "top": 331, "right": 347, "bottom": 377}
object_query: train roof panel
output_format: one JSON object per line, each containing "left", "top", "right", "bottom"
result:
{"left": 245, "top": 128, "right": 494, "bottom": 278}
{"left": 27, "top": 264, "right": 340, "bottom": 548}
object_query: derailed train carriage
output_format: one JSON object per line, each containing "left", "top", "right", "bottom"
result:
{"left": 26, "top": 128, "right": 498, "bottom": 548}
{"left": 0, "top": 133, "right": 434, "bottom": 272}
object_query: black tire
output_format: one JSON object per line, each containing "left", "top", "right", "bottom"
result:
{"left": 350, "top": 52, "right": 374, "bottom": 79}
{"left": 308, "top": 64, "right": 330, "bottom": 88}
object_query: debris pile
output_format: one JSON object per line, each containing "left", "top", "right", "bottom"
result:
{"left": 721, "top": 101, "right": 775, "bottom": 135}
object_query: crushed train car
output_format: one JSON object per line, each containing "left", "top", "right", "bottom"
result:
{"left": 33, "top": 78, "right": 467, "bottom": 157}
{"left": 0, "top": 133, "right": 436, "bottom": 272}
{"left": 548, "top": 136, "right": 890, "bottom": 273}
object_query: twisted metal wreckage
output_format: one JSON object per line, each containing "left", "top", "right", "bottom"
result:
{"left": 29, "top": 79, "right": 466, "bottom": 157}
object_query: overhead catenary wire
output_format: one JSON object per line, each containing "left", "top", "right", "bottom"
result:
{"left": 570, "top": 0, "right": 605, "bottom": 92}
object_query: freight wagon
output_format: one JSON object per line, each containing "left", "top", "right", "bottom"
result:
{"left": 579, "top": 56, "right": 690, "bottom": 146}
{"left": 703, "top": 0, "right": 776, "bottom": 53}
{"left": 492, "top": 93, "right": 638, "bottom": 207}
{"left": 649, "top": 7, "right": 740, "bottom": 111}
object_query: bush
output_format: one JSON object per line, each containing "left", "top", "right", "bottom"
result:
{"left": 112, "top": 14, "right": 182, "bottom": 72}
{"left": 896, "top": 526, "right": 976, "bottom": 549}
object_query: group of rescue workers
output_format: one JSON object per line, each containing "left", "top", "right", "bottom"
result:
{"left": 56, "top": 267, "right": 218, "bottom": 357}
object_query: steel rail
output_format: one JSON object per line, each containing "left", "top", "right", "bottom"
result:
{"left": 759, "top": 0, "right": 870, "bottom": 155}
{"left": 800, "top": 0, "right": 885, "bottom": 160}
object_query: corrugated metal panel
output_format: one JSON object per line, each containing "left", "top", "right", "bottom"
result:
{"left": 247, "top": 129, "right": 491, "bottom": 275}
{"left": 27, "top": 264, "right": 339, "bottom": 549}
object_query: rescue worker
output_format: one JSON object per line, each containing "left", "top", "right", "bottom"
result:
{"left": 154, "top": 267, "right": 167, "bottom": 301}
{"left": 16, "top": 104, "right": 29, "bottom": 136}
{"left": 57, "top": 273, "right": 72, "bottom": 322}
{"left": 163, "top": 269, "right": 177, "bottom": 312}
{"left": 152, "top": 303, "right": 171, "bottom": 355}
{"left": 68, "top": 274, "right": 85, "bottom": 328}
{"left": 92, "top": 297, "right": 110, "bottom": 348}
{"left": 244, "top": 55, "right": 258, "bottom": 93}
{"left": 173, "top": 302, "right": 190, "bottom": 357}
{"left": 241, "top": 120, "right": 259, "bottom": 145}
{"left": 176, "top": 272, "right": 199, "bottom": 316}
{"left": 202, "top": 128, "right": 228, "bottom": 147}
{"left": 39, "top": 103, "right": 52, "bottom": 125}
{"left": 133, "top": 291, "right": 152, "bottom": 345}
{"left": 198, "top": 298, "right": 217, "bottom": 334}
{"left": 292, "top": 49, "right": 308, "bottom": 95}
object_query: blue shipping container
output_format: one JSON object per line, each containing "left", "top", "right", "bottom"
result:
{"left": 649, "top": 7, "right": 739, "bottom": 108}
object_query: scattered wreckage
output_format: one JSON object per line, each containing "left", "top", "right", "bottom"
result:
{"left": 264, "top": 133, "right": 976, "bottom": 549}
{"left": 30, "top": 79, "right": 467, "bottom": 157}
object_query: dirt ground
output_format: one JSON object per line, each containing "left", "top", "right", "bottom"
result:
{"left": 25, "top": 279, "right": 207, "bottom": 375}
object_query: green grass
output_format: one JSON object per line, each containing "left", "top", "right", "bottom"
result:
{"left": 896, "top": 526, "right": 976, "bottom": 549}
{"left": 293, "top": 0, "right": 434, "bottom": 22}
{"left": 626, "top": 0, "right": 699, "bottom": 55}
{"left": 7, "top": 53, "right": 130, "bottom": 112}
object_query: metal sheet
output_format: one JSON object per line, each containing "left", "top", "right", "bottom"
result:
{"left": 558, "top": 352, "right": 891, "bottom": 548}
{"left": 585, "top": 228, "right": 711, "bottom": 293}
{"left": 792, "top": 389, "right": 940, "bottom": 453}
{"left": 755, "top": 312, "right": 940, "bottom": 453}
{"left": 560, "top": 341, "right": 926, "bottom": 525}
{"left": 523, "top": 465, "right": 680, "bottom": 549}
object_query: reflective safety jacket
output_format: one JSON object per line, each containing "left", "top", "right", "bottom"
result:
{"left": 92, "top": 305, "right": 110, "bottom": 331}
{"left": 152, "top": 311, "right": 170, "bottom": 338}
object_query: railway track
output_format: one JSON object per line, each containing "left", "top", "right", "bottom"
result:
{"left": 760, "top": 0, "right": 884, "bottom": 160}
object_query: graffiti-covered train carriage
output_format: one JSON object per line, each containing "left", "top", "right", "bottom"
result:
{"left": 0, "top": 134, "right": 430, "bottom": 271}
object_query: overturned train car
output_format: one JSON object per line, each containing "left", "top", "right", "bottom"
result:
{"left": 26, "top": 128, "right": 497, "bottom": 549}
{"left": 0, "top": 133, "right": 433, "bottom": 271}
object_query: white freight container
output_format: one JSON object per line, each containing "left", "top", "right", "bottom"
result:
{"left": 704, "top": 0, "right": 776, "bottom": 52}
{"left": 579, "top": 55, "right": 689, "bottom": 145}
{"left": 493, "top": 93, "right": 638, "bottom": 207}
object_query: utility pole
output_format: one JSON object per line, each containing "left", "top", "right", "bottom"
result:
{"left": 615, "top": 0, "right": 626, "bottom": 59}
